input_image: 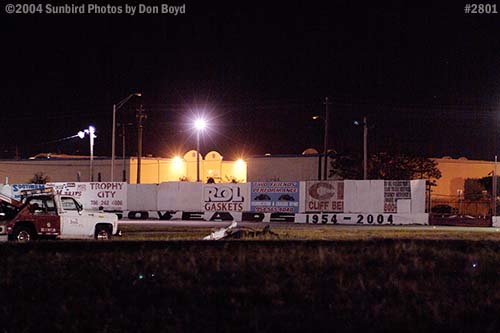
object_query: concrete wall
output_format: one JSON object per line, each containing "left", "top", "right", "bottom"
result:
{"left": 0, "top": 159, "right": 122, "bottom": 184}
{"left": 0, "top": 152, "right": 245, "bottom": 185}
{"left": 247, "top": 155, "right": 321, "bottom": 182}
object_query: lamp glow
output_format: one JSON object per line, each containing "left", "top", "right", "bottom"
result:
{"left": 77, "top": 126, "right": 96, "bottom": 181}
{"left": 194, "top": 118, "right": 207, "bottom": 131}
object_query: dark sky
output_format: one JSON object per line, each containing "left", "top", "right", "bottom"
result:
{"left": 2, "top": 1, "right": 500, "bottom": 160}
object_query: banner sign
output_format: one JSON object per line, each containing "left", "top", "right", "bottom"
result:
{"left": 49, "top": 182, "right": 127, "bottom": 211}
{"left": 11, "top": 183, "right": 46, "bottom": 200}
{"left": 11, "top": 182, "right": 127, "bottom": 211}
{"left": 250, "top": 182, "right": 300, "bottom": 213}
{"left": 203, "top": 184, "right": 248, "bottom": 212}
{"left": 300, "top": 213, "right": 394, "bottom": 225}
{"left": 305, "top": 181, "right": 344, "bottom": 212}
{"left": 384, "top": 180, "right": 411, "bottom": 213}
{"left": 294, "top": 213, "right": 428, "bottom": 225}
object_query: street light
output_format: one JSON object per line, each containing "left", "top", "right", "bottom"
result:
{"left": 194, "top": 117, "right": 207, "bottom": 182}
{"left": 111, "top": 93, "right": 141, "bottom": 182}
{"left": 78, "top": 126, "right": 96, "bottom": 181}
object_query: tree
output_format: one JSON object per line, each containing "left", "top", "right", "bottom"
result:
{"left": 29, "top": 172, "right": 50, "bottom": 184}
{"left": 329, "top": 153, "right": 362, "bottom": 180}
{"left": 329, "top": 152, "right": 442, "bottom": 180}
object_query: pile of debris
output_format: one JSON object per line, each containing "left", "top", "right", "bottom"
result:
{"left": 203, "top": 222, "right": 279, "bottom": 240}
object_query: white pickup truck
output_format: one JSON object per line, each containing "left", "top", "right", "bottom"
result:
{"left": 0, "top": 190, "right": 120, "bottom": 241}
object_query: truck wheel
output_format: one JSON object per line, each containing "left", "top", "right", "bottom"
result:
{"left": 12, "top": 226, "right": 35, "bottom": 242}
{"left": 95, "top": 225, "right": 112, "bottom": 240}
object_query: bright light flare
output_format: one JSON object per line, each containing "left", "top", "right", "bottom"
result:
{"left": 194, "top": 118, "right": 207, "bottom": 131}
{"left": 233, "top": 158, "right": 247, "bottom": 182}
{"left": 78, "top": 126, "right": 97, "bottom": 139}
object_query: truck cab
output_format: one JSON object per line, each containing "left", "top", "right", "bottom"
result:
{"left": 0, "top": 190, "right": 119, "bottom": 241}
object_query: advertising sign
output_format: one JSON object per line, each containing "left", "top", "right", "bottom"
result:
{"left": 384, "top": 180, "right": 411, "bottom": 213}
{"left": 305, "top": 181, "right": 344, "bottom": 212}
{"left": 11, "top": 183, "right": 46, "bottom": 200}
{"left": 202, "top": 184, "right": 249, "bottom": 212}
{"left": 11, "top": 182, "right": 127, "bottom": 211}
{"left": 250, "top": 182, "right": 300, "bottom": 213}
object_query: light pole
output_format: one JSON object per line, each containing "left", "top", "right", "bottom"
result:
{"left": 78, "top": 126, "right": 96, "bottom": 182}
{"left": 194, "top": 118, "right": 207, "bottom": 182}
{"left": 354, "top": 116, "right": 369, "bottom": 180}
{"left": 312, "top": 98, "right": 332, "bottom": 181}
{"left": 494, "top": 155, "right": 497, "bottom": 216}
{"left": 111, "top": 93, "right": 141, "bottom": 182}
{"left": 118, "top": 122, "right": 133, "bottom": 182}
{"left": 363, "top": 116, "right": 367, "bottom": 180}
{"left": 136, "top": 105, "right": 147, "bottom": 184}
{"left": 312, "top": 115, "right": 324, "bottom": 180}
{"left": 323, "top": 97, "right": 331, "bottom": 180}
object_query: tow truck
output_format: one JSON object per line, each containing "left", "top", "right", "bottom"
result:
{"left": 0, "top": 188, "right": 119, "bottom": 241}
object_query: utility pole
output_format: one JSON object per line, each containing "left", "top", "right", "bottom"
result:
{"left": 323, "top": 97, "right": 331, "bottom": 180}
{"left": 494, "top": 155, "right": 498, "bottom": 217}
{"left": 90, "top": 126, "right": 95, "bottom": 182}
{"left": 122, "top": 124, "right": 126, "bottom": 182}
{"left": 363, "top": 116, "right": 368, "bottom": 180}
{"left": 111, "top": 103, "right": 116, "bottom": 182}
{"left": 136, "top": 105, "right": 147, "bottom": 184}
{"left": 118, "top": 122, "right": 133, "bottom": 182}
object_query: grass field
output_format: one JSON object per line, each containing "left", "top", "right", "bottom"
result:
{"left": 118, "top": 223, "right": 500, "bottom": 241}
{"left": 2, "top": 227, "right": 500, "bottom": 332}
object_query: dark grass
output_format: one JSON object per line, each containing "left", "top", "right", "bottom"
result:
{"left": 2, "top": 239, "right": 500, "bottom": 332}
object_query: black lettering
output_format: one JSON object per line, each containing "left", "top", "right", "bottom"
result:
{"left": 270, "top": 213, "right": 295, "bottom": 222}
{"left": 157, "top": 211, "right": 173, "bottom": 220}
{"left": 242, "top": 212, "right": 265, "bottom": 222}
{"left": 182, "top": 212, "right": 204, "bottom": 220}
{"left": 209, "top": 212, "right": 234, "bottom": 221}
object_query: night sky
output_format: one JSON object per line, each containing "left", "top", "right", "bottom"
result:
{"left": 2, "top": 2, "right": 500, "bottom": 161}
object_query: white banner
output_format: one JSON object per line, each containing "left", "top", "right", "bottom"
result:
{"left": 344, "top": 180, "right": 385, "bottom": 213}
{"left": 10, "top": 182, "right": 127, "bottom": 211}
{"left": 304, "top": 181, "right": 344, "bottom": 212}
{"left": 127, "top": 184, "right": 158, "bottom": 211}
{"left": 294, "top": 213, "right": 429, "bottom": 225}
{"left": 47, "top": 182, "right": 127, "bottom": 211}
{"left": 202, "top": 183, "right": 251, "bottom": 212}
{"left": 157, "top": 182, "right": 203, "bottom": 211}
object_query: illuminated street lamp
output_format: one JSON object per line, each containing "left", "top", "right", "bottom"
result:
{"left": 78, "top": 126, "right": 96, "bottom": 181}
{"left": 111, "top": 93, "right": 141, "bottom": 181}
{"left": 194, "top": 118, "right": 207, "bottom": 182}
